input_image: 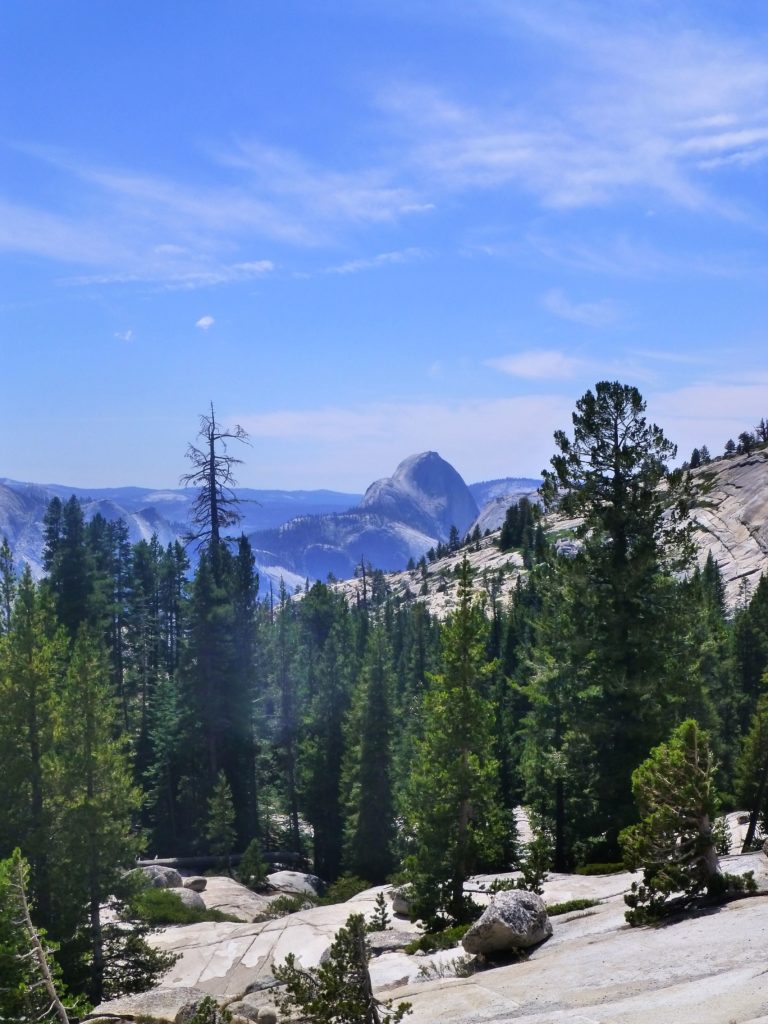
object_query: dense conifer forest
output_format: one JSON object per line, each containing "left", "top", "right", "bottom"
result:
{"left": 2, "top": 384, "right": 768, "bottom": 1014}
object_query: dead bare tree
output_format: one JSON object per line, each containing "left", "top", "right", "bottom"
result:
{"left": 180, "top": 402, "right": 251, "bottom": 550}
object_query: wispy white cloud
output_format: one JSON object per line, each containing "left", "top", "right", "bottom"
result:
{"left": 195, "top": 315, "right": 215, "bottom": 331}
{"left": 63, "top": 259, "right": 274, "bottom": 291}
{"left": 303, "top": 247, "right": 427, "bottom": 277}
{"left": 380, "top": 5, "right": 768, "bottom": 216}
{"left": 527, "top": 232, "right": 767, "bottom": 279}
{"left": 234, "top": 372, "right": 768, "bottom": 488}
{"left": 486, "top": 346, "right": 658, "bottom": 384}
{"left": 236, "top": 395, "right": 573, "bottom": 484}
{"left": 114, "top": 329, "right": 133, "bottom": 342}
{"left": 541, "top": 288, "right": 618, "bottom": 327}
{"left": 486, "top": 349, "right": 584, "bottom": 380}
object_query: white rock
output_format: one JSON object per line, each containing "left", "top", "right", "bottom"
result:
{"left": 462, "top": 890, "right": 552, "bottom": 954}
{"left": 141, "top": 864, "right": 183, "bottom": 889}
{"left": 266, "top": 870, "right": 322, "bottom": 896}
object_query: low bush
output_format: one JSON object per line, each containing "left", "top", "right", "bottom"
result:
{"left": 575, "top": 862, "right": 626, "bottom": 876}
{"left": 405, "top": 923, "right": 471, "bottom": 954}
{"left": 126, "top": 888, "right": 239, "bottom": 926}
{"left": 254, "top": 893, "right": 319, "bottom": 920}
{"left": 318, "top": 873, "right": 370, "bottom": 906}
{"left": 546, "top": 898, "right": 599, "bottom": 916}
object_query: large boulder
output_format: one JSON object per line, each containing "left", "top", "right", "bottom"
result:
{"left": 168, "top": 886, "right": 206, "bottom": 911}
{"left": 266, "top": 869, "right": 322, "bottom": 896}
{"left": 141, "top": 864, "right": 183, "bottom": 889}
{"left": 462, "top": 890, "right": 552, "bottom": 954}
{"left": 391, "top": 884, "right": 414, "bottom": 917}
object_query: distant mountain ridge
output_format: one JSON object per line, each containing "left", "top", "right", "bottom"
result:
{"left": 0, "top": 458, "right": 535, "bottom": 587}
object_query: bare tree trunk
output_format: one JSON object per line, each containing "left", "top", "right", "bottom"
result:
{"left": 12, "top": 857, "right": 71, "bottom": 1024}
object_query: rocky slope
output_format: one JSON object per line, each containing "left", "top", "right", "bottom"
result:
{"left": 687, "top": 448, "right": 768, "bottom": 607}
{"left": 90, "top": 848, "right": 768, "bottom": 1024}
{"left": 328, "top": 449, "right": 768, "bottom": 617}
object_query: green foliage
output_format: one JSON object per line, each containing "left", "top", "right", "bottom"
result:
{"left": 0, "top": 849, "right": 81, "bottom": 1023}
{"left": 320, "top": 873, "right": 371, "bottom": 906}
{"left": 620, "top": 720, "right": 721, "bottom": 925}
{"left": 186, "top": 995, "right": 232, "bottom": 1024}
{"left": 527, "top": 382, "right": 701, "bottom": 866}
{"left": 404, "top": 923, "right": 471, "bottom": 954}
{"left": 575, "top": 863, "right": 626, "bottom": 876}
{"left": 367, "top": 892, "right": 391, "bottom": 932}
{"left": 342, "top": 626, "right": 396, "bottom": 884}
{"left": 237, "top": 839, "right": 268, "bottom": 891}
{"left": 273, "top": 913, "right": 411, "bottom": 1024}
{"left": 206, "top": 771, "right": 236, "bottom": 864}
{"left": 256, "top": 893, "right": 319, "bottom": 919}
{"left": 125, "top": 886, "right": 239, "bottom": 926}
{"left": 403, "top": 557, "right": 511, "bottom": 927}
{"left": 546, "top": 898, "right": 599, "bottom": 916}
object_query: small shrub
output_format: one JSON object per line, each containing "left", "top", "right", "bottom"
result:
{"left": 546, "top": 898, "right": 599, "bottom": 916}
{"left": 126, "top": 888, "right": 239, "bottom": 926}
{"left": 712, "top": 818, "right": 732, "bottom": 857}
{"left": 367, "top": 891, "right": 391, "bottom": 932}
{"left": 255, "top": 893, "right": 318, "bottom": 920}
{"left": 274, "top": 913, "right": 411, "bottom": 1023}
{"left": 237, "top": 838, "right": 269, "bottom": 891}
{"left": 319, "top": 873, "right": 371, "bottom": 906}
{"left": 575, "top": 862, "right": 626, "bottom": 876}
{"left": 404, "top": 923, "right": 470, "bottom": 954}
{"left": 417, "top": 954, "right": 476, "bottom": 980}
{"left": 187, "top": 995, "right": 232, "bottom": 1023}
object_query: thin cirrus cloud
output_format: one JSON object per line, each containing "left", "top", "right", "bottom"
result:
{"left": 541, "top": 288, "right": 618, "bottom": 327}
{"left": 486, "top": 349, "right": 585, "bottom": 380}
{"left": 382, "top": 4, "right": 768, "bottom": 216}
{"left": 235, "top": 395, "right": 574, "bottom": 485}
{"left": 233, "top": 374, "right": 768, "bottom": 488}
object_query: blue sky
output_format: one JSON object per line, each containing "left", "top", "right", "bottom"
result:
{"left": 2, "top": 0, "right": 766, "bottom": 490}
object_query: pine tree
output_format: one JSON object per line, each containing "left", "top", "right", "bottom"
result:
{"left": 0, "top": 536, "right": 16, "bottom": 634}
{"left": 620, "top": 720, "right": 721, "bottom": 923}
{"left": 0, "top": 570, "right": 66, "bottom": 929}
{"left": 273, "top": 913, "right": 410, "bottom": 1024}
{"left": 206, "top": 771, "right": 236, "bottom": 871}
{"left": 536, "top": 382, "right": 698, "bottom": 856}
{"left": 403, "top": 557, "right": 509, "bottom": 925}
{"left": 50, "top": 628, "right": 143, "bottom": 1001}
{"left": 42, "top": 496, "right": 93, "bottom": 639}
{"left": 343, "top": 625, "right": 395, "bottom": 884}
{"left": 735, "top": 685, "right": 768, "bottom": 850}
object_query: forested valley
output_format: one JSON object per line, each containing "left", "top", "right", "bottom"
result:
{"left": 2, "top": 385, "right": 768, "bottom": 1018}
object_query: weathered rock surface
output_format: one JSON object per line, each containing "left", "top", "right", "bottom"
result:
{"left": 391, "top": 884, "right": 414, "bottom": 916}
{"left": 462, "top": 890, "right": 552, "bottom": 954}
{"left": 689, "top": 450, "right": 768, "bottom": 607}
{"left": 169, "top": 886, "right": 206, "bottom": 911}
{"left": 266, "top": 869, "right": 322, "bottom": 896}
{"left": 87, "top": 985, "right": 209, "bottom": 1022}
{"left": 183, "top": 875, "right": 208, "bottom": 892}
{"left": 367, "top": 929, "right": 414, "bottom": 955}
{"left": 138, "top": 855, "right": 768, "bottom": 1023}
{"left": 149, "top": 882, "right": 419, "bottom": 1005}
{"left": 142, "top": 864, "right": 184, "bottom": 889}
{"left": 199, "top": 875, "right": 274, "bottom": 921}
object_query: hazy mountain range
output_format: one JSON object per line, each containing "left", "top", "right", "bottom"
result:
{"left": 0, "top": 455, "right": 540, "bottom": 590}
